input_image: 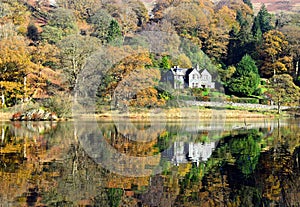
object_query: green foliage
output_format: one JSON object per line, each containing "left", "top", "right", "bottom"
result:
{"left": 229, "top": 131, "right": 262, "bottom": 176}
{"left": 41, "top": 8, "right": 78, "bottom": 44}
{"left": 107, "top": 188, "right": 123, "bottom": 207}
{"left": 256, "top": 4, "right": 274, "bottom": 34}
{"left": 267, "top": 74, "right": 300, "bottom": 113}
{"left": 41, "top": 25, "right": 64, "bottom": 44}
{"left": 218, "top": 65, "right": 236, "bottom": 84}
{"left": 159, "top": 56, "right": 171, "bottom": 71}
{"left": 236, "top": 54, "right": 259, "bottom": 76}
{"left": 106, "top": 19, "right": 122, "bottom": 45}
{"left": 229, "top": 97, "right": 259, "bottom": 104}
{"left": 89, "top": 9, "right": 122, "bottom": 45}
{"left": 228, "top": 55, "right": 260, "bottom": 96}
{"left": 27, "top": 23, "right": 39, "bottom": 42}
{"left": 180, "top": 39, "right": 218, "bottom": 76}
{"left": 242, "top": 0, "right": 253, "bottom": 9}
{"left": 226, "top": 10, "right": 256, "bottom": 66}
{"left": 48, "top": 8, "right": 78, "bottom": 33}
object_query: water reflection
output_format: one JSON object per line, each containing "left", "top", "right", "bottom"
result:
{"left": 0, "top": 119, "right": 299, "bottom": 206}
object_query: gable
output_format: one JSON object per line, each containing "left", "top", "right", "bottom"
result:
{"left": 187, "top": 68, "right": 201, "bottom": 77}
{"left": 200, "top": 69, "right": 211, "bottom": 77}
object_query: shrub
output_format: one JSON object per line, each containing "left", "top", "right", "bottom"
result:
{"left": 229, "top": 97, "right": 259, "bottom": 104}
{"left": 43, "top": 95, "right": 72, "bottom": 118}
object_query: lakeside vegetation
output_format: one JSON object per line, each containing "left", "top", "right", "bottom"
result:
{"left": 1, "top": 0, "right": 300, "bottom": 118}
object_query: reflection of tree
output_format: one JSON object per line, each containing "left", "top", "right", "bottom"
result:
{"left": 256, "top": 145, "right": 293, "bottom": 206}
{"left": 229, "top": 130, "right": 262, "bottom": 176}
{"left": 99, "top": 122, "right": 164, "bottom": 157}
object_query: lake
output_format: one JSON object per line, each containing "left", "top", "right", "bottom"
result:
{"left": 0, "top": 118, "right": 299, "bottom": 206}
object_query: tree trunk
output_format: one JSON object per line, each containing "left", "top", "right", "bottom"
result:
{"left": 23, "top": 75, "right": 27, "bottom": 103}
{"left": 1, "top": 127, "right": 4, "bottom": 142}
{"left": 1, "top": 91, "right": 5, "bottom": 108}
{"left": 296, "top": 60, "right": 299, "bottom": 77}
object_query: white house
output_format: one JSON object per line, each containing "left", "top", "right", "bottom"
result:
{"left": 162, "top": 65, "right": 215, "bottom": 89}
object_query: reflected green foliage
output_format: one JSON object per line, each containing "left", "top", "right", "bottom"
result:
{"left": 229, "top": 130, "right": 262, "bottom": 175}
{"left": 107, "top": 188, "right": 123, "bottom": 207}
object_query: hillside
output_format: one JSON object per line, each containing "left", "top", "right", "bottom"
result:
{"left": 252, "top": 0, "right": 300, "bottom": 13}
{"left": 0, "top": 0, "right": 299, "bottom": 113}
{"left": 140, "top": 0, "right": 300, "bottom": 14}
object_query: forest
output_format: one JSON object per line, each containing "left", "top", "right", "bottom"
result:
{"left": 0, "top": 0, "right": 300, "bottom": 115}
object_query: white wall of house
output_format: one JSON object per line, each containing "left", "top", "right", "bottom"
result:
{"left": 174, "top": 75, "right": 185, "bottom": 89}
{"left": 200, "top": 69, "right": 215, "bottom": 89}
{"left": 188, "top": 69, "right": 201, "bottom": 88}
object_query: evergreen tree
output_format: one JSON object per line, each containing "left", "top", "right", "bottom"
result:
{"left": 106, "top": 19, "right": 122, "bottom": 44}
{"left": 242, "top": 0, "right": 253, "bottom": 10}
{"left": 256, "top": 4, "right": 274, "bottom": 34}
{"left": 27, "top": 23, "right": 39, "bottom": 42}
{"left": 226, "top": 11, "right": 255, "bottom": 66}
{"left": 228, "top": 54, "right": 260, "bottom": 96}
{"left": 89, "top": 9, "right": 112, "bottom": 43}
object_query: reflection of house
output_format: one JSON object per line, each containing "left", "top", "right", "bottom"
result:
{"left": 162, "top": 65, "right": 215, "bottom": 89}
{"left": 162, "top": 141, "right": 216, "bottom": 166}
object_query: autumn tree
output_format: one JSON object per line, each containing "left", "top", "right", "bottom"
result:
{"left": 88, "top": 9, "right": 122, "bottom": 44}
{"left": 242, "top": 0, "right": 253, "bottom": 9}
{"left": 0, "top": 0, "right": 30, "bottom": 34}
{"left": 280, "top": 25, "right": 300, "bottom": 79}
{"left": 56, "top": 0, "right": 102, "bottom": 19}
{"left": 0, "top": 36, "right": 37, "bottom": 106}
{"left": 172, "top": 54, "right": 192, "bottom": 68}
{"left": 163, "top": 1, "right": 213, "bottom": 47}
{"left": 57, "top": 35, "right": 101, "bottom": 92}
{"left": 97, "top": 51, "right": 165, "bottom": 109}
{"left": 259, "top": 30, "right": 292, "bottom": 77}
{"left": 267, "top": 74, "right": 300, "bottom": 114}
{"left": 103, "top": 0, "right": 149, "bottom": 36}
{"left": 206, "top": 6, "right": 238, "bottom": 63}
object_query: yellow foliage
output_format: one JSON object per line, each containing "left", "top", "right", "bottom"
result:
{"left": 0, "top": 36, "right": 43, "bottom": 105}
{"left": 173, "top": 53, "right": 192, "bottom": 68}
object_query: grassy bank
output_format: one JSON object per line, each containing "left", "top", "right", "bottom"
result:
{"left": 1, "top": 105, "right": 290, "bottom": 122}
{"left": 82, "top": 107, "right": 280, "bottom": 121}
{"left": 0, "top": 111, "right": 14, "bottom": 121}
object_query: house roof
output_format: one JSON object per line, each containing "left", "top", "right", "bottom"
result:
{"left": 170, "top": 66, "right": 212, "bottom": 77}
{"left": 171, "top": 67, "right": 188, "bottom": 76}
{"left": 198, "top": 68, "right": 209, "bottom": 74}
{"left": 186, "top": 68, "right": 200, "bottom": 76}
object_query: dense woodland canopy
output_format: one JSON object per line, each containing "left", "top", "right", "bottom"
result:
{"left": 0, "top": 0, "right": 300, "bottom": 110}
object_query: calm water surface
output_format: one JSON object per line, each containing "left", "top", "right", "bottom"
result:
{"left": 0, "top": 119, "right": 299, "bottom": 206}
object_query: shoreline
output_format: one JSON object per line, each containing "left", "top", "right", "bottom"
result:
{"left": 1, "top": 107, "right": 291, "bottom": 122}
